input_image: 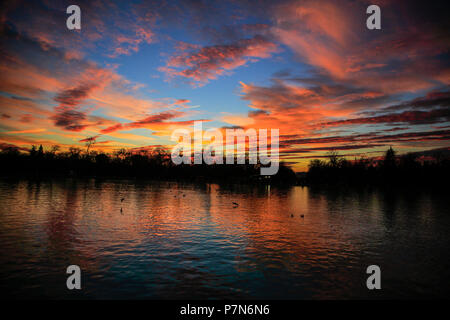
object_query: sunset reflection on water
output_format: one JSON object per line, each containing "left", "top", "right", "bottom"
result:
{"left": 0, "top": 179, "right": 449, "bottom": 299}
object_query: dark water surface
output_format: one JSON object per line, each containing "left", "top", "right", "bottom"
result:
{"left": 0, "top": 178, "right": 449, "bottom": 299}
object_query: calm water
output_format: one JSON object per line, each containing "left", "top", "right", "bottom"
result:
{"left": 0, "top": 178, "right": 449, "bottom": 299}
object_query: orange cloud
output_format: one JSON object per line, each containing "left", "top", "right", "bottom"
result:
{"left": 272, "top": 0, "right": 449, "bottom": 94}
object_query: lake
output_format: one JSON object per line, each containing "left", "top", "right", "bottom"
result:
{"left": 0, "top": 178, "right": 449, "bottom": 299}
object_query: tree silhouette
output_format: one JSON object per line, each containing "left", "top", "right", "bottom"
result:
{"left": 0, "top": 145, "right": 297, "bottom": 185}
{"left": 383, "top": 146, "right": 396, "bottom": 169}
{"left": 84, "top": 136, "right": 96, "bottom": 153}
{"left": 303, "top": 147, "right": 449, "bottom": 187}
{"left": 1, "top": 145, "right": 448, "bottom": 188}
{"left": 30, "top": 145, "right": 37, "bottom": 157}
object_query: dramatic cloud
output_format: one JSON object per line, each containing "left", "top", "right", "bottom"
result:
{"left": 0, "top": 21, "right": 196, "bottom": 146}
{"left": 281, "top": 130, "right": 450, "bottom": 146}
{"left": 100, "top": 124, "right": 124, "bottom": 134}
{"left": 324, "top": 109, "right": 450, "bottom": 127}
{"left": 1, "top": 0, "right": 156, "bottom": 58}
{"left": 281, "top": 144, "right": 386, "bottom": 154}
{"left": 236, "top": 76, "right": 390, "bottom": 137}
{"left": 374, "top": 88, "right": 450, "bottom": 113}
{"left": 54, "top": 84, "right": 97, "bottom": 107}
{"left": 161, "top": 35, "right": 278, "bottom": 85}
{"left": 51, "top": 83, "right": 99, "bottom": 131}
{"left": 100, "top": 111, "right": 204, "bottom": 134}
{"left": 272, "top": 0, "right": 450, "bottom": 94}
{"left": 51, "top": 108, "right": 89, "bottom": 132}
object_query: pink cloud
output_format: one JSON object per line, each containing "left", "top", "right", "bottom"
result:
{"left": 161, "top": 35, "right": 278, "bottom": 85}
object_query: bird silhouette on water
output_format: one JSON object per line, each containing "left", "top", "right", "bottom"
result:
{"left": 232, "top": 202, "right": 239, "bottom": 207}
{"left": 121, "top": 198, "right": 125, "bottom": 202}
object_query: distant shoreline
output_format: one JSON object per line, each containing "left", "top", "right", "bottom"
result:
{"left": 1, "top": 146, "right": 449, "bottom": 189}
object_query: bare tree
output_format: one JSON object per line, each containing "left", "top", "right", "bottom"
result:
{"left": 83, "top": 136, "right": 97, "bottom": 153}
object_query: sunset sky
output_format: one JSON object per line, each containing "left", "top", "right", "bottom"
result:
{"left": 0, "top": 0, "right": 449, "bottom": 171}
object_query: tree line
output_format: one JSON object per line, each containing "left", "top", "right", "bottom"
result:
{"left": 303, "top": 147, "right": 450, "bottom": 187}
{"left": 1, "top": 144, "right": 448, "bottom": 187}
{"left": 0, "top": 144, "right": 297, "bottom": 184}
